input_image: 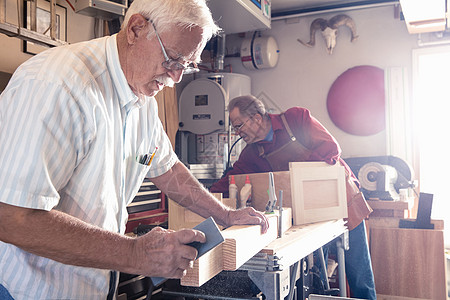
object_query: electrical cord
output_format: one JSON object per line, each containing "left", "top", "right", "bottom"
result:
{"left": 222, "top": 136, "right": 242, "bottom": 177}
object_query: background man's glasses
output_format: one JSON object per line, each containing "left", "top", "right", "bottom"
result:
{"left": 233, "top": 116, "right": 252, "bottom": 132}
{"left": 150, "top": 20, "right": 199, "bottom": 75}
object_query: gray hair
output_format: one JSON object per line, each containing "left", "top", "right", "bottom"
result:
{"left": 122, "top": 0, "right": 220, "bottom": 41}
{"left": 228, "top": 95, "right": 268, "bottom": 119}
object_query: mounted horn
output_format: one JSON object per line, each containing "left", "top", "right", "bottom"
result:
{"left": 297, "top": 14, "right": 359, "bottom": 55}
{"left": 297, "top": 18, "right": 328, "bottom": 47}
{"left": 328, "top": 14, "right": 359, "bottom": 42}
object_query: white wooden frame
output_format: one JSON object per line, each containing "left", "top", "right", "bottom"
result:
{"left": 23, "top": 0, "right": 67, "bottom": 55}
{"left": 289, "top": 162, "right": 347, "bottom": 225}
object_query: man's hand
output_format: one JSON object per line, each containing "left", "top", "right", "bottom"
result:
{"left": 133, "top": 227, "right": 206, "bottom": 278}
{"left": 226, "top": 207, "right": 269, "bottom": 233}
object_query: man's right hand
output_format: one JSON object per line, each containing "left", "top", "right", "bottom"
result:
{"left": 133, "top": 227, "right": 206, "bottom": 278}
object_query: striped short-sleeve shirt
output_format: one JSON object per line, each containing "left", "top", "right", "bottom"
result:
{"left": 0, "top": 34, "right": 178, "bottom": 299}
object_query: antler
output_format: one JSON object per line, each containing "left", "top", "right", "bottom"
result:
{"left": 328, "top": 14, "right": 359, "bottom": 42}
{"left": 297, "top": 18, "right": 328, "bottom": 47}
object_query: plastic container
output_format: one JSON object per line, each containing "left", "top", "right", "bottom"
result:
{"left": 240, "top": 175, "right": 252, "bottom": 208}
{"left": 240, "top": 36, "right": 279, "bottom": 70}
{"left": 229, "top": 175, "right": 238, "bottom": 208}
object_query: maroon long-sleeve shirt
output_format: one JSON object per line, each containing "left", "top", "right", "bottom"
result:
{"left": 210, "top": 107, "right": 358, "bottom": 195}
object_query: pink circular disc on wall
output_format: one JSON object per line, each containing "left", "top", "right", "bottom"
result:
{"left": 327, "top": 65, "right": 385, "bottom": 136}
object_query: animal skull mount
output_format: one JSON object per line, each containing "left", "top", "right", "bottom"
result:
{"left": 297, "top": 14, "right": 358, "bottom": 55}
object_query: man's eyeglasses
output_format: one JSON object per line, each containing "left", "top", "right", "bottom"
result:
{"left": 233, "top": 116, "right": 252, "bottom": 132}
{"left": 150, "top": 20, "right": 200, "bottom": 75}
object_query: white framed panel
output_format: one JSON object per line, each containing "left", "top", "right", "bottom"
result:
{"left": 289, "top": 162, "right": 347, "bottom": 225}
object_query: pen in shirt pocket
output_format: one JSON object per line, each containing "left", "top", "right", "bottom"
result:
{"left": 138, "top": 147, "right": 158, "bottom": 166}
{"left": 147, "top": 147, "right": 158, "bottom": 166}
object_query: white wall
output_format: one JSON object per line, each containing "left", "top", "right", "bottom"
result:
{"left": 223, "top": 5, "right": 418, "bottom": 159}
{"left": 1, "top": 4, "right": 420, "bottom": 160}
{"left": 0, "top": 0, "right": 96, "bottom": 74}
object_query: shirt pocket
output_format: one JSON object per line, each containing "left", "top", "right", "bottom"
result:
{"left": 125, "top": 155, "right": 151, "bottom": 203}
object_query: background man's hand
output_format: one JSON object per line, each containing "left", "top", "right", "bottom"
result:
{"left": 227, "top": 207, "right": 269, "bottom": 233}
{"left": 133, "top": 227, "right": 206, "bottom": 278}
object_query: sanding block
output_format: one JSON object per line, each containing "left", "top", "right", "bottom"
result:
{"left": 151, "top": 216, "right": 224, "bottom": 286}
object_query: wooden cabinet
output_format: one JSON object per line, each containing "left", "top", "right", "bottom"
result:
{"left": 207, "top": 0, "right": 271, "bottom": 34}
{"left": 367, "top": 216, "right": 447, "bottom": 299}
{"left": 154, "top": 86, "right": 178, "bottom": 149}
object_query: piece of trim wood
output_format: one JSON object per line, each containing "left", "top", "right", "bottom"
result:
{"left": 367, "top": 200, "right": 410, "bottom": 210}
{"left": 367, "top": 218, "right": 444, "bottom": 230}
{"left": 289, "top": 162, "right": 347, "bottom": 225}
{"left": 367, "top": 199, "right": 412, "bottom": 218}
{"left": 277, "top": 207, "right": 292, "bottom": 234}
{"left": 180, "top": 244, "right": 223, "bottom": 287}
{"left": 222, "top": 214, "right": 279, "bottom": 271}
{"left": 261, "top": 219, "right": 346, "bottom": 268}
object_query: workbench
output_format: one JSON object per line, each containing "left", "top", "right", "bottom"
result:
{"left": 161, "top": 219, "right": 348, "bottom": 300}
{"left": 242, "top": 219, "right": 348, "bottom": 300}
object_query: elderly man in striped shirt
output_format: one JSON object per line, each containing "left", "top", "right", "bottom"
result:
{"left": 0, "top": 0, "right": 268, "bottom": 299}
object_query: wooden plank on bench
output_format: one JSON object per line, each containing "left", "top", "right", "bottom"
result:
{"left": 222, "top": 214, "right": 279, "bottom": 271}
{"left": 180, "top": 208, "right": 292, "bottom": 286}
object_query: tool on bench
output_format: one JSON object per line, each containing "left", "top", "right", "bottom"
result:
{"left": 265, "top": 172, "right": 277, "bottom": 213}
{"left": 265, "top": 172, "right": 284, "bottom": 238}
{"left": 278, "top": 190, "right": 283, "bottom": 238}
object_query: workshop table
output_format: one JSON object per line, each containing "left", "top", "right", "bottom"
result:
{"left": 241, "top": 219, "right": 348, "bottom": 300}
{"left": 160, "top": 219, "right": 348, "bottom": 300}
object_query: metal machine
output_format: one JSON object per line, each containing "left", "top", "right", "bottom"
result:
{"left": 344, "top": 155, "right": 416, "bottom": 201}
{"left": 177, "top": 73, "right": 250, "bottom": 180}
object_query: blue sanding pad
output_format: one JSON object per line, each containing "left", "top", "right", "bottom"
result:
{"left": 151, "top": 216, "right": 224, "bottom": 286}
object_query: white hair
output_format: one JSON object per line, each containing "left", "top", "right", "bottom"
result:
{"left": 122, "top": 0, "right": 220, "bottom": 41}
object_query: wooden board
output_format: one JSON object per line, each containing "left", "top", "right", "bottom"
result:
{"left": 234, "top": 171, "right": 292, "bottom": 212}
{"left": 366, "top": 217, "right": 445, "bottom": 242}
{"left": 367, "top": 218, "right": 444, "bottom": 230}
{"left": 181, "top": 208, "right": 292, "bottom": 286}
{"left": 180, "top": 244, "right": 224, "bottom": 287}
{"left": 289, "top": 162, "right": 347, "bottom": 225}
{"left": 154, "top": 86, "right": 178, "bottom": 149}
{"left": 168, "top": 193, "right": 225, "bottom": 231}
{"left": 222, "top": 197, "right": 237, "bottom": 210}
{"left": 162, "top": 86, "right": 178, "bottom": 149}
{"left": 222, "top": 214, "right": 279, "bottom": 271}
{"left": 277, "top": 207, "right": 293, "bottom": 235}
{"left": 370, "top": 227, "right": 447, "bottom": 300}
{"left": 367, "top": 199, "right": 411, "bottom": 218}
{"left": 260, "top": 219, "right": 346, "bottom": 268}
{"left": 367, "top": 200, "right": 410, "bottom": 210}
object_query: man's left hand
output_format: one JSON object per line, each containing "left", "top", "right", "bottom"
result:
{"left": 227, "top": 207, "right": 269, "bottom": 233}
